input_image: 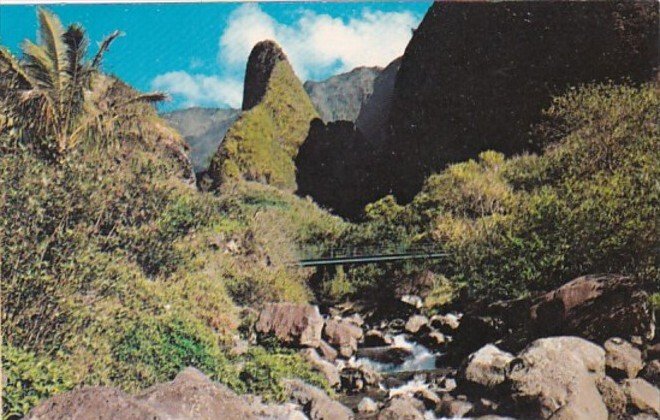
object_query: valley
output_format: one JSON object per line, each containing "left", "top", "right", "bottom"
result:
{"left": 1, "top": 1, "right": 659, "bottom": 419}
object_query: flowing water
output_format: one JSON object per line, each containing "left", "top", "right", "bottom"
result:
{"left": 357, "top": 334, "right": 437, "bottom": 373}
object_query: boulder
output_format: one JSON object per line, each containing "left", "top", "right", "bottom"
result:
{"left": 378, "top": 395, "right": 425, "bottom": 420}
{"left": 137, "top": 367, "right": 302, "bottom": 419}
{"left": 527, "top": 275, "right": 654, "bottom": 345}
{"left": 452, "top": 274, "right": 655, "bottom": 361}
{"left": 460, "top": 344, "right": 514, "bottom": 390}
{"left": 439, "top": 396, "right": 474, "bottom": 418}
{"left": 646, "top": 342, "right": 660, "bottom": 360}
{"left": 430, "top": 313, "right": 461, "bottom": 334}
{"left": 604, "top": 337, "right": 644, "bottom": 379}
{"left": 345, "top": 313, "right": 364, "bottom": 327}
{"left": 387, "top": 318, "right": 406, "bottom": 334}
{"left": 400, "top": 295, "right": 424, "bottom": 310}
{"left": 283, "top": 379, "right": 353, "bottom": 420}
{"left": 324, "top": 318, "right": 363, "bottom": 358}
{"left": 28, "top": 387, "right": 162, "bottom": 420}
{"left": 405, "top": 315, "right": 429, "bottom": 335}
{"left": 255, "top": 303, "right": 324, "bottom": 348}
{"left": 340, "top": 363, "right": 382, "bottom": 393}
{"left": 300, "top": 348, "right": 341, "bottom": 388}
{"left": 596, "top": 376, "right": 627, "bottom": 417}
{"left": 317, "top": 339, "right": 338, "bottom": 362}
{"left": 640, "top": 359, "right": 660, "bottom": 387}
{"left": 421, "top": 331, "right": 447, "bottom": 350}
{"left": 356, "top": 346, "right": 412, "bottom": 365}
{"left": 413, "top": 388, "right": 441, "bottom": 410}
{"left": 622, "top": 378, "right": 660, "bottom": 416}
{"left": 506, "top": 337, "right": 608, "bottom": 419}
{"left": 364, "top": 329, "right": 393, "bottom": 347}
{"left": 357, "top": 397, "right": 379, "bottom": 414}
{"left": 29, "top": 367, "right": 307, "bottom": 420}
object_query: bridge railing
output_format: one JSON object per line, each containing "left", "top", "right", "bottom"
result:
{"left": 296, "top": 243, "right": 445, "bottom": 262}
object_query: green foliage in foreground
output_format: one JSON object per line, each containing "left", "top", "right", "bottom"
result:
{"left": 1, "top": 346, "right": 74, "bottom": 420}
{"left": 331, "top": 83, "right": 659, "bottom": 303}
{"left": 0, "top": 138, "right": 340, "bottom": 416}
{"left": 209, "top": 60, "right": 318, "bottom": 190}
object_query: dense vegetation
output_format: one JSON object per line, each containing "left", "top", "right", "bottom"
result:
{"left": 320, "top": 83, "right": 659, "bottom": 304}
{"left": 0, "top": 10, "right": 341, "bottom": 418}
{"left": 2, "top": 7, "right": 657, "bottom": 420}
{"left": 208, "top": 58, "right": 318, "bottom": 190}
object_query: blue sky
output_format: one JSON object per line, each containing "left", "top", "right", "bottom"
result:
{"left": 0, "top": 2, "right": 430, "bottom": 110}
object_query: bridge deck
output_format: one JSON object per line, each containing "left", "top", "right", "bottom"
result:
{"left": 296, "top": 251, "right": 450, "bottom": 267}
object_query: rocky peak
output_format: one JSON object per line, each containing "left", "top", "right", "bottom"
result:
{"left": 242, "top": 40, "right": 288, "bottom": 111}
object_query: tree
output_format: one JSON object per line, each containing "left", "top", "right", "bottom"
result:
{"left": 0, "top": 8, "right": 166, "bottom": 157}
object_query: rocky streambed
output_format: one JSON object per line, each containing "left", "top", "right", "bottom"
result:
{"left": 28, "top": 274, "right": 659, "bottom": 419}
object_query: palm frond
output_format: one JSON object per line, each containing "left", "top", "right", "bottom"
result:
{"left": 21, "top": 40, "right": 56, "bottom": 90}
{"left": 37, "top": 8, "right": 69, "bottom": 88}
{"left": 0, "top": 46, "right": 35, "bottom": 89}
{"left": 63, "top": 24, "right": 88, "bottom": 82}
{"left": 90, "top": 30, "right": 122, "bottom": 69}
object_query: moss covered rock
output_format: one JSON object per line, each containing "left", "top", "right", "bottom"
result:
{"left": 209, "top": 41, "right": 318, "bottom": 190}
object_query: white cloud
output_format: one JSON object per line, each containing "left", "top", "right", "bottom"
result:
{"left": 151, "top": 71, "right": 243, "bottom": 108}
{"left": 152, "top": 4, "right": 420, "bottom": 109}
{"left": 220, "top": 4, "right": 418, "bottom": 80}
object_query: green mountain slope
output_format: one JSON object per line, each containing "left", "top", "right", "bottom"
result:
{"left": 208, "top": 41, "right": 318, "bottom": 190}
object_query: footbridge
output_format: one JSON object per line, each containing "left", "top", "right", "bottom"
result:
{"left": 294, "top": 244, "right": 449, "bottom": 267}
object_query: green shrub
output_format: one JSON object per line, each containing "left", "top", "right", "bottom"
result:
{"left": 337, "top": 83, "right": 659, "bottom": 304}
{"left": 2, "top": 345, "right": 74, "bottom": 419}
{"left": 235, "top": 346, "right": 329, "bottom": 402}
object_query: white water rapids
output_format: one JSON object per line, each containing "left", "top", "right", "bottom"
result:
{"left": 356, "top": 333, "right": 437, "bottom": 373}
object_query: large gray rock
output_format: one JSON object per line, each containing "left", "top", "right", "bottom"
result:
{"left": 283, "top": 379, "right": 353, "bottom": 420}
{"left": 596, "top": 376, "right": 627, "bottom": 417}
{"left": 323, "top": 318, "right": 363, "bottom": 358}
{"left": 430, "top": 313, "right": 461, "bottom": 334}
{"left": 507, "top": 337, "right": 608, "bottom": 419}
{"left": 439, "top": 395, "right": 474, "bottom": 418}
{"left": 28, "top": 387, "right": 162, "bottom": 420}
{"left": 378, "top": 395, "right": 425, "bottom": 420}
{"left": 317, "top": 339, "right": 338, "bottom": 362}
{"left": 29, "top": 367, "right": 306, "bottom": 420}
{"left": 300, "top": 348, "right": 341, "bottom": 388}
{"left": 340, "top": 363, "right": 382, "bottom": 393}
{"left": 460, "top": 344, "right": 514, "bottom": 389}
{"left": 255, "top": 303, "right": 324, "bottom": 348}
{"left": 364, "top": 329, "right": 393, "bottom": 347}
{"left": 451, "top": 274, "right": 655, "bottom": 362}
{"left": 357, "top": 397, "right": 379, "bottom": 414}
{"left": 640, "top": 359, "right": 660, "bottom": 387}
{"left": 604, "top": 337, "right": 644, "bottom": 379}
{"left": 622, "top": 378, "right": 660, "bottom": 416}
{"left": 405, "top": 315, "right": 429, "bottom": 335}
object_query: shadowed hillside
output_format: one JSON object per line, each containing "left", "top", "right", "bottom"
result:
{"left": 383, "top": 0, "right": 659, "bottom": 202}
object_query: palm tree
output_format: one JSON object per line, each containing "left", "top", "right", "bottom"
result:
{"left": 0, "top": 8, "right": 167, "bottom": 156}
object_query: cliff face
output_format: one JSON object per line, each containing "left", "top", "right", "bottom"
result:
{"left": 355, "top": 57, "right": 401, "bottom": 144}
{"left": 242, "top": 41, "right": 288, "bottom": 111}
{"left": 208, "top": 40, "right": 318, "bottom": 190}
{"left": 162, "top": 107, "right": 240, "bottom": 172}
{"left": 295, "top": 119, "right": 384, "bottom": 220}
{"left": 384, "top": 1, "right": 659, "bottom": 202}
{"left": 304, "top": 66, "right": 381, "bottom": 123}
